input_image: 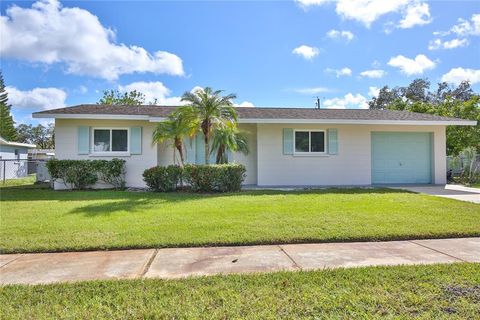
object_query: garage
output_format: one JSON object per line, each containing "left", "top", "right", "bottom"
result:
{"left": 371, "top": 132, "right": 433, "bottom": 184}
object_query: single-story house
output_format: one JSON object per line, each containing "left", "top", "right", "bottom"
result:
{"left": 0, "top": 136, "right": 36, "bottom": 180}
{"left": 33, "top": 104, "right": 476, "bottom": 189}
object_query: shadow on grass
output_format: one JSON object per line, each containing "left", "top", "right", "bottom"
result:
{"left": 61, "top": 188, "right": 411, "bottom": 217}
{"left": 1, "top": 186, "right": 409, "bottom": 204}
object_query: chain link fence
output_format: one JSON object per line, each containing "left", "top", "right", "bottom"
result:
{"left": 0, "top": 159, "right": 51, "bottom": 184}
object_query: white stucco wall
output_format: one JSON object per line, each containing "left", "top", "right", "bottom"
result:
{"left": 54, "top": 119, "right": 158, "bottom": 189}
{"left": 256, "top": 124, "right": 447, "bottom": 186}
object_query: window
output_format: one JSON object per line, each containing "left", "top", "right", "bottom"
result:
{"left": 93, "top": 128, "right": 128, "bottom": 153}
{"left": 14, "top": 149, "right": 20, "bottom": 160}
{"left": 294, "top": 130, "right": 325, "bottom": 154}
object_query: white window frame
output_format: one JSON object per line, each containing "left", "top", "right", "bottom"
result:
{"left": 91, "top": 127, "right": 130, "bottom": 156}
{"left": 293, "top": 129, "right": 327, "bottom": 155}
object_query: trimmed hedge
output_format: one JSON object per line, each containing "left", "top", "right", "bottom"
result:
{"left": 143, "top": 164, "right": 246, "bottom": 193}
{"left": 183, "top": 164, "right": 246, "bottom": 192}
{"left": 143, "top": 165, "right": 183, "bottom": 192}
{"left": 47, "top": 159, "right": 126, "bottom": 190}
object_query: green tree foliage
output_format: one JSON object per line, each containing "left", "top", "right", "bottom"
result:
{"left": 97, "top": 89, "right": 149, "bottom": 105}
{"left": 369, "top": 79, "right": 479, "bottom": 155}
{"left": 211, "top": 124, "right": 249, "bottom": 164}
{"left": 0, "top": 71, "right": 17, "bottom": 141}
{"left": 179, "top": 87, "right": 237, "bottom": 164}
{"left": 16, "top": 123, "right": 55, "bottom": 149}
{"left": 152, "top": 110, "right": 196, "bottom": 166}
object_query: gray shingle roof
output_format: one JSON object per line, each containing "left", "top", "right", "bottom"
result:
{"left": 33, "top": 104, "right": 473, "bottom": 123}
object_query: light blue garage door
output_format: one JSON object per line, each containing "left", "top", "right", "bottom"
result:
{"left": 371, "top": 132, "right": 433, "bottom": 184}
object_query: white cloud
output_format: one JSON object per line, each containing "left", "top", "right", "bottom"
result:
{"left": 292, "top": 45, "right": 319, "bottom": 60}
{"left": 326, "top": 29, "right": 354, "bottom": 41}
{"left": 296, "top": 0, "right": 431, "bottom": 29}
{"left": 441, "top": 68, "right": 480, "bottom": 85}
{"left": 235, "top": 101, "right": 255, "bottom": 108}
{"left": 118, "top": 81, "right": 184, "bottom": 105}
{"left": 325, "top": 67, "right": 352, "bottom": 77}
{"left": 398, "top": 1, "right": 431, "bottom": 29}
{"left": 323, "top": 93, "right": 369, "bottom": 109}
{"left": 6, "top": 86, "right": 67, "bottom": 110}
{"left": 387, "top": 54, "right": 435, "bottom": 76}
{"left": 295, "top": 0, "right": 333, "bottom": 9}
{"left": 359, "top": 69, "right": 386, "bottom": 78}
{"left": 449, "top": 14, "right": 480, "bottom": 37}
{"left": 368, "top": 86, "right": 380, "bottom": 97}
{"left": 0, "top": 0, "right": 184, "bottom": 80}
{"left": 294, "top": 87, "right": 331, "bottom": 95}
{"left": 428, "top": 38, "right": 469, "bottom": 50}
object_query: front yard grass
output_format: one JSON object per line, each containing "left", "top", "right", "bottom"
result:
{"left": 1, "top": 183, "right": 479, "bottom": 253}
{"left": 1, "top": 263, "right": 479, "bottom": 319}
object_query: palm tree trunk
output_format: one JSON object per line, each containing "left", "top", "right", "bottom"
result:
{"left": 203, "top": 131, "right": 210, "bottom": 165}
{"left": 174, "top": 138, "right": 185, "bottom": 167}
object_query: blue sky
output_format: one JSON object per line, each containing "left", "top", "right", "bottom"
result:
{"left": 1, "top": 0, "right": 479, "bottom": 125}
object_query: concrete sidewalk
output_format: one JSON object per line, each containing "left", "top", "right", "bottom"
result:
{"left": 1, "top": 238, "right": 479, "bottom": 285}
{"left": 391, "top": 184, "right": 480, "bottom": 203}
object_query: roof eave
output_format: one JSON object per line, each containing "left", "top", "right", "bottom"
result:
{"left": 238, "top": 118, "right": 477, "bottom": 126}
{"left": 32, "top": 113, "right": 477, "bottom": 126}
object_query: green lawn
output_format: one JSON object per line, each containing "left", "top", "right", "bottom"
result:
{"left": 1, "top": 263, "right": 479, "bottom": 319}
{"left": 1, "top": 182, "right": 479, "bottom": 254}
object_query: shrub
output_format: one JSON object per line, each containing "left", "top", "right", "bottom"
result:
{"left": 94, "top": 159, "right": 127, "bottom": 190}
{"left": 451, "top": 147, "right": 479, "bottom": 186}
{"left": 47, "top": 159, "right": 126, "bottom": 190}
{"left": 183, "top": 164, "right": 246, "bottom": 192}
{"left": 143, "top": 165, "right": 182, "bottom": 192}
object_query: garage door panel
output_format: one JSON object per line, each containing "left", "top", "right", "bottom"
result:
{"left": 372, "top": 132, "right": 432, "bottom": 184}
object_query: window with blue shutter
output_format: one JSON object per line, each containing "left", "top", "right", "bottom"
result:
{"left": 77, "top": 126, "right": 90, "bottom": 154}
{"left": 328, "top": 128, "right": 338, "bottom": 155}
{"left": 130, "top": 127, "right": 142, "bottom": 154}
{"left": 283, "top": 128, "right": 293, "bottom": 155}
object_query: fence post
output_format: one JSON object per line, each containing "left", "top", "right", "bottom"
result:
{"left": 2, "top": 160, "right": 5, "bottom": 184}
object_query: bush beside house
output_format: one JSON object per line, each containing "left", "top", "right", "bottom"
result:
{"left": 47, "top": 158, "right": 126, "bottom": 190}
{"left": 143, "top": 164, "right": 246, "bottom": 193}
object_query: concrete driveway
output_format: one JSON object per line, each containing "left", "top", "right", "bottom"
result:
{"left": 391, "top": 184, "right": 480, "bottom": 204}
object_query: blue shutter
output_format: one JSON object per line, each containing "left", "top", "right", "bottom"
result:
{"left": 283, "top": 128, "right": 293, "bottom": 155}
{"left": 227, "top": 150, "right": 233, "bottom": 163}
{"left": 130, "top": 127, "right": 142, "bottom": 155}
{"left": 77, "top": 126, "right": 90, "bottom": 155}
{"left": 195, "top": 133, "right": 216, "bottom": 164}
{"left": 185, "top": 137, "right": 196, "bottom": 164}
{"left": 195, "top": 134, "right": 205, "bottom": 164}
{"left": 328, "top": 128, "right": 338, "bottom": 155}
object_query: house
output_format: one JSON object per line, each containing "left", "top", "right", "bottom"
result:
{"left": 0, "top": 136, "right": 36, "bottom": 180}
{"left": 33, "top": 104, "right": 476, "bottom": 189}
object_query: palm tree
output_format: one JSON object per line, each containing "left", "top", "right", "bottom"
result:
{"left": 211, "top": 125, "right": 249, "bottom": 164}
{"left": 152, "top": 110, "right": 196, "bottom": 167}
{"left": 179, "top": 87, "right": 237, "bottom": 164}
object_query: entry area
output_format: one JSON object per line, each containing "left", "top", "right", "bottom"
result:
{"left": 371, "top": 132, "right": 433, "bottom": 184}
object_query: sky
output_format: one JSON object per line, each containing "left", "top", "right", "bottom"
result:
{"left": 1, "top": 0, "right": 479, "bottom": 125}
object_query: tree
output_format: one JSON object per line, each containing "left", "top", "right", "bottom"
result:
{"left": 369, "top": 79, "right": 476, "bottom": 109}
{"left": 152, "top": 110, "right": 196, "bottom": 167}
{"left": 0, "top": 71, "right": 17, "bottom": 141}
{"left": 16, "top": 123, "right": 54, "bottom": 149}
{"left": 369, "top": 79, "right": 480, "bottom": 155}
{"left": 97, "top": 89, "right": 148, "bottom": 105}
{"left": 179, "top": 87, "right": 237, "bottom": 164}
{"left": 211, "top": 124, "right": 249, "bottom": 164}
